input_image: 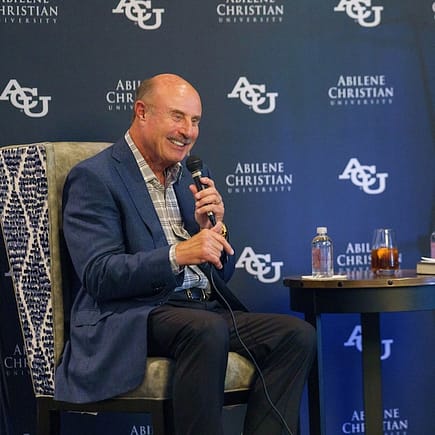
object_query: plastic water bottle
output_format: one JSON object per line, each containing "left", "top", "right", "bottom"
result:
{"left": 431, "top": 230, "right": 435, "bottom": 258}
{"left": 312, "top": 227, "right": 334, "bottom": 277}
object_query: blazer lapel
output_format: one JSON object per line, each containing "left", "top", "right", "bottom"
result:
{"left": 174, "top": 164, "right": 200, "bottom": 236}
{"left": 110, "top": 139, "right": 168, "bottom": 247}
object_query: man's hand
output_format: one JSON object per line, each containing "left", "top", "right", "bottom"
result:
{"left": 175, "top": 224, "right": 233, "bottom": 269}
{"left": 189, "top": 177, "right": 224, "bottom": 229}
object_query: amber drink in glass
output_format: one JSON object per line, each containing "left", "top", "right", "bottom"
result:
{"left": 371, "top": 229, "right": 399, "bottom": 275}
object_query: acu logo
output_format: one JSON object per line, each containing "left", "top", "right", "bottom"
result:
{"left": 0, "top": 79, "right": 51, "bottom": 118}
{"left": 334, "top": 0, "right": 383, "bottom": 28}
{"left": 113, "top": 0, "right": 165, "bottom": 30}
{"left": 344, "top": 325, "right": 394, "bottom": 360}
{"left": 338, "top": 157, "right": 388, "bottom": 195}
{"left": 236, "top": 247, "right": 283, "bottom": 283}
{"left": 227, "top": 77, "right": 278, "bottom": 114}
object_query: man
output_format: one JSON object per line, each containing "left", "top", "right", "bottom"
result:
{"left": 55, "top": 73, "right": 316, "bottom": 435}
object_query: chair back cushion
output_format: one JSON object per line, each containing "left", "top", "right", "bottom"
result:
{"left": 0, "top": 142, "right": 111, "bottom": 395}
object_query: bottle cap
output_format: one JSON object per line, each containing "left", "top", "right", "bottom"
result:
{"left": 317, "top": 227, "right": 327, "bottom": 234}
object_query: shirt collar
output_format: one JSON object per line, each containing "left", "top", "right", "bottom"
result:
{"left": 125, "top": 131, "right": 182, "bottom": 185}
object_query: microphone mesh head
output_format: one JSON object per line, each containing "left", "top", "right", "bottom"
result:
{"left": 186, "top": 155, "right": 203, "bottom": 173}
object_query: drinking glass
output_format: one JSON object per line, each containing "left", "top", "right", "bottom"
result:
{"left": 371, "top": 228, "right": 399, "bottom": 275}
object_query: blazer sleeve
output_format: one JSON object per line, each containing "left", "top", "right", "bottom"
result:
{"left": 62, "top": 162, "right": 182, "bottom": 303}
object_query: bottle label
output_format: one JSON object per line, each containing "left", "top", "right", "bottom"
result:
{"left": 312, "top": 246, "right": 334, "bottom": 277}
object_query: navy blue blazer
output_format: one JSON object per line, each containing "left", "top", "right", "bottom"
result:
{"left": 54, "top": 138, "right": 246, "bottom": 403}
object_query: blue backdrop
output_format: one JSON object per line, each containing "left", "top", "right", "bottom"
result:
{"left": 1, "top": 1, "right": 434, "bottom": 434}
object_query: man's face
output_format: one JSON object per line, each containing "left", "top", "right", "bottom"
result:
{"left": 138, "top": 80, "right": 202, "bottom": 168}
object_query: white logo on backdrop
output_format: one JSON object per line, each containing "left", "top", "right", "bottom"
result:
{"left": 112, "top": 0, "right": 164, "bottom": 30}
{"left": 228, "top": 77, "right": 278, "bottom": 114}
{"left": 130, "top": 425, "right": 152, "bottom": 435}
{"left": 341, "top": 408, "right": 408, "bottom": 434}
{"left": 2, "top": 344, "right": 29, "bottom": 376}
{"left": 334, "top": 0, "right": 383, "bottom": 28}
{"left": 338, "top": 158, "right": 388, "bottom": 195}
{"left": 328, "top": 74, "right": 394, "bottom": 106}
{"left": 0, "top": 1, "right": 58, "bottom": 24}
{"left": 216, "top": 0, "right": 285, "bottom": 24}
{"left": 236, "top": 247, "right": 283, "bottom": 284}
{"left": 344, "top": 325, "right": 394, "bottom": 360}
{"left": 225, "top": 161, "right": 293, "bottom": 194}
{"left": 337, "top": 242, "right": 372, "bottom": 273}
{"left": 106, "top": 79, "right": 141, "bottom": 112}
{"left": 0, "top": 79, "right": 51, "bottom": 118}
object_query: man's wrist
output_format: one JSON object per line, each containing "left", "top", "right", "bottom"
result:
{"left": 169, "top": 244, "right": 184, "bottom": 274}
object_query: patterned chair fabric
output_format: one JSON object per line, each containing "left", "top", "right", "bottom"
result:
{"left": 0, "top": 142, "right": 255, "bottom": 402}
{"left": 0, "top": 142, "right": 111, "bottom": 395}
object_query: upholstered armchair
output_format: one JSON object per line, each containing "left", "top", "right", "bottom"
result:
{"left": 0, "top": 142, "right": 255, "bottom": 435}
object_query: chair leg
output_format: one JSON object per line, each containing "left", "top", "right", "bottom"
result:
{"left": 36, "top": 398, "right": 60, "bottom": 435}
{"left": 50, "top": 409, "right": 61, "bottom": 435}
{"left": 36, "top": 398, "right": 50, "bottom": 435}
{"left": 151, "top": 401, "right": 174, "bottom": 435}
{"left": 151, "top": 411, "right": 169, "bottom": 435}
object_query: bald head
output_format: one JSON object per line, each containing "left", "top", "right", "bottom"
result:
{"left": 135, "top": 74, "right": 200, "bottom": 109}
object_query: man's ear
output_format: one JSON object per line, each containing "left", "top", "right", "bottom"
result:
{"left": 135, "top": 100, "right": 147, "bottom": 120}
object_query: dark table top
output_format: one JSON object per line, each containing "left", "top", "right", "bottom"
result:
{"left": 284, "top": 269, "right": 435, "bottom": 289}
{"left": 283, "top": 270, "right": 435, "bottom": 314}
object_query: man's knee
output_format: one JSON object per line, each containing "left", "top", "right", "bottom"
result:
{"left": 289, "top": 318, "right": 317, "bottom": 362}
{"left": 276, "top": 315, "right": 317, "bottom": 356}
{"left": 299, "top": 320, "right": 316, "bottom": 352}
{"left": 186, "top": 314, "right": 229, "bottom": 354}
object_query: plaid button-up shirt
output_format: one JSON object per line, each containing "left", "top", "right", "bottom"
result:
{"left": 125, "top": 132, "right": 209, "bottom": 292}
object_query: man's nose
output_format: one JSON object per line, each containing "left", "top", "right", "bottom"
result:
{"left": 178, "top": 119, "right": 194, "bottom": 137}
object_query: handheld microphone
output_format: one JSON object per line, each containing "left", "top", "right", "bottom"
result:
{"left": 186, "top": 155, "right": 216, "bottom": 226}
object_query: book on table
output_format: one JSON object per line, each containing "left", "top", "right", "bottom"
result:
{"left": 416, "top": 257, "right": 435, "bottom": 275}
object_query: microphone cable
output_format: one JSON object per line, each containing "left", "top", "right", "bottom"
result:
{"left": 209, "top": 268, "right": 294, "bottom": 435}
{"left": 186, "top": 156, "right": 293, "bottom": 434}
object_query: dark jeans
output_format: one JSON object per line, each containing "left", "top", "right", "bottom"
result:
{"left": 148, "top": 299, "right": 316, "bottom": 435}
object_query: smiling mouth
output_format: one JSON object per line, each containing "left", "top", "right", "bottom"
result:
{"left": 169, "top": 137, "right": 191, "bottom": 148}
